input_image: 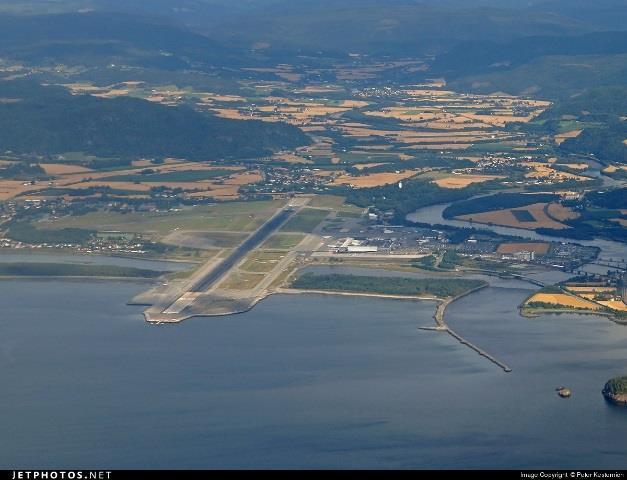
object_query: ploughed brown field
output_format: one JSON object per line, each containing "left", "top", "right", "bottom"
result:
{"left": 497, "top": 242, "right": 550, "bottom": 255}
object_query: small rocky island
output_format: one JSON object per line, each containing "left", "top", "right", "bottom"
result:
{"left": 602, "top": 377, "right": 627, "bottom": 406}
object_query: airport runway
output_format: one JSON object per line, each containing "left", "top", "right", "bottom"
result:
{"left": 188, "top": 207, "right": 295, "bottom": 293}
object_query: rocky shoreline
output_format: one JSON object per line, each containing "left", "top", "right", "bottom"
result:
{"left": 602, "top": 377, "right": 627, "bottom": 406}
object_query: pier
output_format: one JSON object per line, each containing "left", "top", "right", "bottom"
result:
{"left": 431, "top": 285, "right": 513, "bottom": 373}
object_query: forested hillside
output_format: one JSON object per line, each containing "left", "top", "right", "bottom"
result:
{"left": 0, "top": 80, "right": 309, "bottom": 161}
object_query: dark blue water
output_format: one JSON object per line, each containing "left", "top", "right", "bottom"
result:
{"left": 2, "top": 278, "right": 627, "bottom": 469}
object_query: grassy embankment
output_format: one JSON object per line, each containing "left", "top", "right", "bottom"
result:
{"left": 291, "top": 273, "right": 486, "bottom": 299}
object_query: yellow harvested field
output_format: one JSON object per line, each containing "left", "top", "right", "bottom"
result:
{"left": 434, "top": 174, "right": 503, "bottom": 189}
{"left": 0, "top": 180, "right": 42, "bottom": 200}
{"left": 41, "top": 163, "right": 93, "bottom": 175}
{"left": 526, "top": 293, "right": 601, "bottom": 310}
{"left": 338, "top": 100, "right": 370, "bottom": 108}
{"left": 49, "top": 162, "right": 246, "bottom": 188}
{"left": 70, "top": 172, "right": 262, "bottom": 198}
{"left": 598, "top": 301, "right": 627, "bottom": 312}
{"left": 4, "top": 161, "right": 260, "bottom": 201}
{"left": 362, "top": 95, "right": 547, "bottom": 127}
{"left": 257, "top": 105, "right": 349, "bottom": 116}
{"left": 354, "top": 163, "right": 387, "bottom": 170}
{"left": 497, "top": 242, "right": 550, "bottom": 255}
{"left": 332, "top": 170, "right": 420, "bottom": 188}
{"left": 409, "top": 79, "right": 447, "bottom": 88}
{"left": 603, "top": 164, "right": 627, "bottom": 173}
{"left": 401, "top": 143, "right": 473, "bottom": 150}
{"left": 62, "top": 82, "right": 104, "bottom": 93}
{"left": 338, "top": 125, "right": 503, "bottom": 147}
{"left": 457, "top": 203, "right": 567, "bottom": 230}
{"left": 201, "top": 93, "right": 245, "bottom": 102}
{"left": 554, "top": 129, "right": 582, "bottom": 145}
{"left": 525, "top": 162, "right": 589, "bottom": 182}
{"left": 579, "top": 294, "right": 598, "bottom": 300}
{"left": 213, "top": 99, "right": 363, "bottom": 125}
{"left": 295, "top": 86, "right": 344, "bottom": 93}
{"left": 565, "top": 286, "right": 616, "bottom": 293}
{"left": 274, "top": 152, "right": 312, "bottom": 164}
{"left": 404, "top": 89, "right": 456, "bottom": 97}
{"left": 557, "top": 163, "right": 588, "bottom": 170}
{"left": 355, "top": 145, "right": 393, "bottom": 151}
{"left": 66, "top": 181, "right": 152, "bottom": 192}
{"left": 212, "top": 108, "right": 268, "bottom": 121}
{"left": 186, "top": 185, "right": 241, "bottom": 199}
{"left": 461, "top": 113, "right": 538, "bottom": 127}
{"left": 547, "top": 203, "right": 580, "bottom": 221}
{"left": 92, "top": 88, "right": 131, "bottom": 98}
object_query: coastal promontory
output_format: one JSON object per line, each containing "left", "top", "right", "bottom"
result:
{"left": 602, "top": 377, "right": 627, "bottom": 406}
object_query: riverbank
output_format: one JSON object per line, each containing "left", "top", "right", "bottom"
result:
{"left": 407, "top": 200, "right": 627, "bottom": 260}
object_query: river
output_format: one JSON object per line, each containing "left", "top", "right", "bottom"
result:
{"left": 407, "top": 202, "right": 627, "bottom": 268}
{"left": 3, "top": 266, "right": 627, "bottom": 468}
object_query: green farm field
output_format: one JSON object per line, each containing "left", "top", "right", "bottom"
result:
{"left": 38, "top": 200, "right": 286, "bottom": 236}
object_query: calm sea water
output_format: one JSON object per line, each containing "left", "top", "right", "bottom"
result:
{"left": 2, "top": 273, "right": 627, "bottom": 469}
{"left": 0, "top": 251, "right": 192, "bottom": 272}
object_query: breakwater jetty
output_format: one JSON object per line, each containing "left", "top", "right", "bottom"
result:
{"left": 428, "top": 284, "right": 513, "bottom": 373}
